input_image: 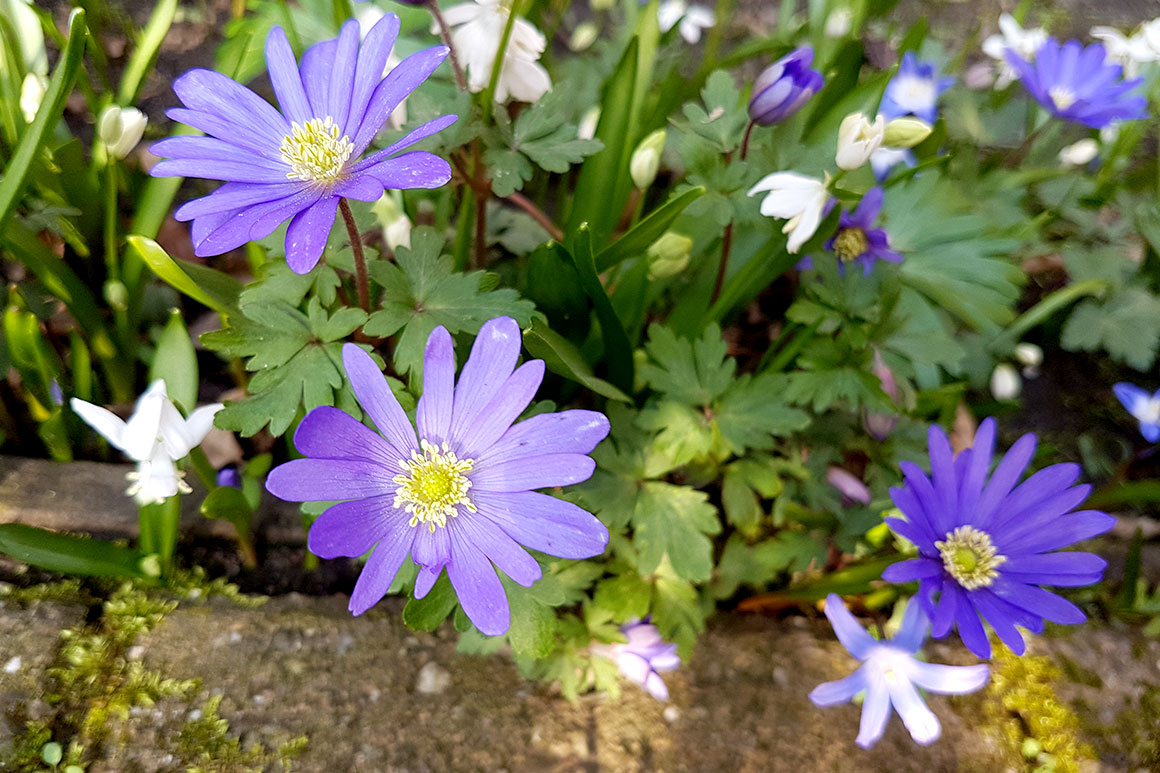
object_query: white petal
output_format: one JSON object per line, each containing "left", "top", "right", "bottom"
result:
{"left": 121, "top": 381, "right": 168, "bottom": 462}
{"left": 70, "top": 398, "right": 128, "bottom": 450}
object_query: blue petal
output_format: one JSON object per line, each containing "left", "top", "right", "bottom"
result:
{"left": 822, "top": 594, "right": 878, "bottom": 661}
{"left": 808, "top": 668, "right": 867, "bottom": 707}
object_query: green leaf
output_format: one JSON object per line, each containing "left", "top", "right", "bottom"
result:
{"left": 564, "top": 225, "right": 634, "bottom": 393}
{"left": 117, "top": 0, "right": 176, "bottom": 104}
{"left": 149, "top": 309, "right": 198, "bottom": 414}
{"left": 633, "top": 482, "right": 720, "bottom": 582}
{"left": 675, "top": 70, "right": 748, "bottom": 151}
{"left": 714, "top": 531, "right": 826, "bottom": 599}
{"left": 0, "top": 9, "right": 86, "bottom": 226}
{"left": 482, "top": 147, "right": 533, "bottom": 198}
{"left": 402, "top": 572, "right": 458, "bottom": 631}
{"left": 522, "top": 321, "right": 630, "bottom": 402}
{"left": 1061, "top": 286, "right": 1160, "bottom": 371}
{"left": 129, "top": 236, "right": 243, "bottom": 315}
{"left": 651, "top": 576, "right": 705, "bottom": 657}
{"left": 363, "top": 226, "right": 535, "bottom": 380}
{"left": 637, "top": 401, "right": 713, "bottom": 469}
{"left": 640, "top": 323, "right": 733, "bottom": 405}
{"left": 503, "top": 575, "right": 558, "bottom": 658}
{"left": 199, "top": 486, "right": 254, "bottom": 534}
{"left": 714, "top": 373, "right": 810, "bottom": 453}
{"left": 594, "top": 186, "right": 705, "bottom": 272}
{"left": 593, "top": 573, "right": 653, "bottom": 623}
{"left": 0, "top": 523, "right": 151, "bottom": 578}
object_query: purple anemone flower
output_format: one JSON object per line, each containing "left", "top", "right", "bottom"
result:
{"left": 809, "top": 594, "right": 989, "bottom": 749}
{"left": 150, "top": 14, "right": 456, "bottom": 274}
{"left": 591, "top": 618, "right": 681, "bottom": 700}
{"left": 265, "top": 317, "right": 611, "bottom": 635}
{"left": 881, "top": 418, "right": 1115, "bottom": 659}
{"left": 1113, "top": 382, "right": 1160, "bottom": 443}
{"left": 880, "top": 52, "right": 953, "bottom": 124}
{"left": 748, "top": 46, "right": 824, "bottom": 126}
{"left": 1005, "top": 38, "right": 1146, "bottom": 128}
{"left": 806, "top": 187, "right": 902, "bottom": 275}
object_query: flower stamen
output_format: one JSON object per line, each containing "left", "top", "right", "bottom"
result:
{"left": 936, "top": 525, "right": 1006, "bottom": 590}
{"left": 280, "top": 117, "right": 354, "bottom": 183}
{"left": 393, "top": 439, "right": 476, "bottom": 531}
{"left": 1048, "top": 86, "right": 1077, "bottom": 111}
{"left": 833, "top": 228, "right": 869, "bottom": 261}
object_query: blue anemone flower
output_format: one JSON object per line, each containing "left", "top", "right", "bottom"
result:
{"left": 880, "top": 52, "right": 953, "bottom": 123}
{"left": 881, "top": 418, "right": 1115, "bottom": 659}
{"left": 1005, "top": 37, "right": 1147, "bottom": 128}
{"left": 1113, "top": 382, "right": 1160, "bottom": 442}
{"left": 820, "top": 187, "right": 902, "bottom": 275}
{"left": 809, "top": 594, "right": 989, "bottom": 749}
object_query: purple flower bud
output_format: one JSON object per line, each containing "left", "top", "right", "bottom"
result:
{"left": 217, "top": 466, "right": 243, "bottom": 489}
{"left": 591, "top": 618, "right": 680, "bottom": 700}
{"left": 826, "top": 466, "right": 871, "bottom": 506}
{"left": 748, "top": 47, "right": 824, "bottom": 126}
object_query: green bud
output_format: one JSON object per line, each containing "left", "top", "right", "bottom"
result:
{"left": 881, "top": 117, "right": 932, "bottom": 149}
{"left": 139, "top": 554, "right": 162, "bottom": 578}
{"left": 630, "top": 129, "right": 667, "bottom": 190}
{"left": 1020, "top": 737, "right": 1042, "bottom": 760}
{"left": 646, "top": 232, "right": 692, "bottom": 279}
{"left": 570, "top": 22, "right": 598, "bottom": 51}
{"left": 103, "top": 279, "right": 129, "bottom": 311}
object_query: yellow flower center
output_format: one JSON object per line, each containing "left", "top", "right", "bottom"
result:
{"left": 393, "top": 440, "right": 476, "bottom": 532}
{"left": 1048, "top": 87, "right": 1077, "bottom": 111}
{"left": 935, "top": 525, "right": 1006, "bottom": 590}
{"left": 280, "top": 117, "right": 354, "bottom": 183}
{"left": 833, "top": 227, "right": 868, "bottom": 262}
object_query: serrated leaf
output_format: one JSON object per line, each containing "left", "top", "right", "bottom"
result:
{"left": 1061, "top": 287, "right": 1160, "bottom": 371}
{"left": 593, "top": 573, "right": 653, "bottom": 622}
{"left": 640, "top": 323, "right": 734, "bottom": 405}
{"left": 403, "top": 572, "right": 458, "bottom": 631}
{"left": 483, "top": 147, "right": 533, "bottom": 197}
{"left": 503, "top": 575, "right": 558, "bottom": 658}
{"left": 651, "top": 576, "right": 704, "bottom": 657}
{"left": 713, "top": 373, "right": 809, "bottom": 453}
{"left": 638, "top": 401, "right": 713, "bottom": 469}
{"left": 363, "top": 226, "right": 535, "bottom": 380}
{"left": 633, "top": 482, "right": 720, "bottom": 582}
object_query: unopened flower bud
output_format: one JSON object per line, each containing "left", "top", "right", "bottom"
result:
{"left": 864, "top": 352, "right": 900, "bottom": 440}
{"left": 630, "top": 128, "right": 666, "bottom": 190}
{"left": 371, "top": 193, "right": 412, "bottom": 252}
{"left": 825, "top": 8, "right": 853, "bottom": 38}
{"left": 881, "top": 116, "right": 932, "bottom": 149}
{"left": 835, "top": 112, "right": 885, "bottom": 170}
{"left": 990, "top": 363, "right": 1021, "bottom": 401}
{"left": 97, "top": 105, "right": 147, "bottom": 160}
{"left": 103, "top": 279, "right": 129, "bottom": 311}
{"left": 1058, "top": 138, "right": 1098, "bottom": 167}
{"left": 1013, "top": 342, "right": 1043, "bottom": 377}
{"left": 826, "top": 466, "right": 871, "bottom": 506}
{"left": 647, "top": 232, "right": 692, "bottom": 279}
{"left": 570, "top": 22, "right": 599, "bottom": 51}
{"left": 748, "top": 47, "right": 824, "bottom": 126}
{"left": 19, "top": 73, "right": 46, "bottom": 124}
{"left": 590, "top": 0, "right": 615, "bottom": 10}
{"left": 578, "top": 107, "right": 601, "bottom": 141}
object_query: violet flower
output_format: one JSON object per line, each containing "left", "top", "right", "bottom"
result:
{"left": 1113, "top": 382, "right": 1160, "bottom": 442}
{"left": 592, "top": 619, "right": 681, "bottom": 700}
{"left": 748, "top": 47, "right": 824, "bottom": 126}
{"left": 1005, "top": 38, "right": 1147, "bottom": 128}
{"left": 151, "top": 14, "right": 456, "bottom": 273}
{"left": 266, "top": 317, "right": 610, "bottom": 635}
{"left": 809, "top": 594, "right": 989, "bottom": 749}
{"left": 798, "top": 187, "right": 902, "bottom": 275}
{"left": 881, "top": 418, "right": 1115, "bottom": 659}
{"left": 879, "top": 52, "right": 953, "bottom": 124}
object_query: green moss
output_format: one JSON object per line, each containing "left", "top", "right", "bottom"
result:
{"left": 980, "top": 641, "right": 1094, "bottom": 773}
{"left": 1079, "top": 684, "right": 1160, "bottom": 769}
{"left": 178, "top": 694, "right": 308, "bottom": 772}
{"left": 1, "top": 576, "right": 299, "bottom": 772}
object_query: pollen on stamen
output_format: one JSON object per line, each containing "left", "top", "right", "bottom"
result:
{"left": 392, "top": 439, "right": 476, "bottom": 532}
{"left": 935, "top": 525, "right": 1006, "bottom": 590}
{"left": 280, "top": 117, "right": 355, "bottom": 183}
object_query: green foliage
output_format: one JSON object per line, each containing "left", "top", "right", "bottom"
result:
{"left": 362, "top": 226, "right": 535, "bottom": 379}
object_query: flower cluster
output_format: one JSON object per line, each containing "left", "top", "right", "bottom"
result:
{"left": 266, "top": 317, "right": 610, "bottom": 635}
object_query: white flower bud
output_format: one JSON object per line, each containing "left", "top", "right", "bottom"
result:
{"left": 882, "top": 117, "right": 932, "bottom": 149}
{"left": 990, "top": 363, "right": 1021, "bottom": 401}
{"left": 19, "top": 73, "right": 46, "bottom": 124}
{"left": 835, "top": 112, "right": 885, "bottom": 170}
{"left": 570, "top": 22, "right": 598, "bottom": 51}
{"left": 1013, "top": 342, "right": 1043, "bottom": 378}
{"left": 825, "top": 8, "right": 853, "bottom": 38}
{"left": 578, "top": 107, "right": 601, "bottom": 141}
{"left": 97, "top": 105, "right": 147, "bottom": 160}
{"left": 646, "top": 232, "right": 692, "bottom": 279}
{"left": 1058, "top": 138, "right": 1098, "bottom": 167}
{"left": 630, "top": 128, "right": 666, "bottom": 190}
{"left": 371, "top": 193, "right": 412, "bottom": 252}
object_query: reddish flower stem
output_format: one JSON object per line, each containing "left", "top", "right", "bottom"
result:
{"left": 339, "top": 198, "right": 371, "bottom": 313}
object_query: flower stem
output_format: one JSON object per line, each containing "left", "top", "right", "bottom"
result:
{"left": 740, "top": 120, "right": 755, "bottom": 161}
{"left": 710, "top": 222, "right": 733, "bottom": 306}
{"left": 339, "top": 198, "right": 371, "bottom": 313}
{"left": 506, "top": 191, "right": 563, "bottom": 242}
{"left": 481, "top": 0, "right": 522, "bottom": 123}
{"left": 427, "top": 0, "right": 467, "bottom": 91}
